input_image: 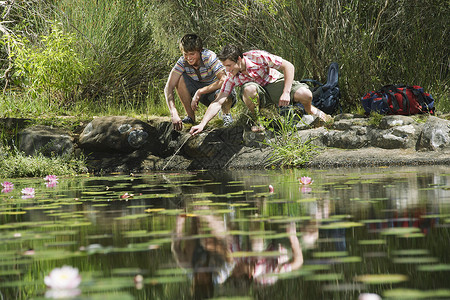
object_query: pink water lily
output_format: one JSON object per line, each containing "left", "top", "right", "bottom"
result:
{"left": 46, "top": 181, "right": 58, "bottom": 188}
{"left": 300, "top": 186, "right": 312, "bottom": 194}
{"left": 21, "top": 187, "right": 35, "bottom": 198}
{"left": 46, "top": 182, "right": 57, "bottom": 188}
{"left": 299, "top": 176, "right": 313, "bottom": 185}
{"left": 44, "top": 175, "right": 58, "bottom": 188}
{"left": 1, "top": 181, "right": 14, "bottom": 189}
{"left": 1, "top": 181, "right": 14, "bottom": 193}
{"left": 44, "top": 175, "right": 58, "bottom": 182}
{"left": 21, "top": 187, "right": 35, "bottom": 195}
{"left": 121, "top": 192, "right": 134, "bottom": 199}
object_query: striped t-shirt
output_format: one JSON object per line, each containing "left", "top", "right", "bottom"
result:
{"left": 172, "top": 49, "right": 225, "bottom": 84}
{"left": 220, "top": 50, "right": 283, "bottom": 95}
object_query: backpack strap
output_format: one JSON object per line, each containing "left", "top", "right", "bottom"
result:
{"left": 381, "top": 93, "right": 393, "bottom": 114}
{"left": 322, "top": 62, "right": 339, "bottom": 91}
{"left": 299, "top": 79, "right": 323, "bottom": 87}
{"left": 407, "top": 86, "right": 431, "bottom": 112}
{"left": 401, "top": 88, "right": 411, "bottom": 114}
{"left": 380, "top": 85, "right": 400, "bottom": 114}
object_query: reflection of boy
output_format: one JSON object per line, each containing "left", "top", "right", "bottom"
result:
{"left": 231, "top": 222, "right": 304, "bottom": 285}
{"left": 172, "top": 213, "right": 304, "bottom": 294}
{"left": 164, "top": 34, "right": 236, "bottom": 131}
{"left": 171, "top": 214, "right": 235, "bottom": 299}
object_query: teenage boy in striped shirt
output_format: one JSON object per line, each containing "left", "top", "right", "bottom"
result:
{"left": 164, "top": 34, "right": 236, "bottom": 131}
{"left": 190, "top": 44, "right": 332, "bottom": 135}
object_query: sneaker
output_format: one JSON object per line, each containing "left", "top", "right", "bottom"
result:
{"left": 222, "top": 113, "right": 233, "bottom": 126}
{"left": 182, "top": 116, "right": 194, "bottom": 124}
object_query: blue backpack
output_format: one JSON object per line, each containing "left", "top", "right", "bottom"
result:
{"left": 300, "top": 62, "right": 341, "bottom": 115}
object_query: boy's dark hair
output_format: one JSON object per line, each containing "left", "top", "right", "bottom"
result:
{"left": 179, "top": 34, "right": 203, "bottom": 52}
{"left": 218, "top": 44, "right": 243, "bottom": 62}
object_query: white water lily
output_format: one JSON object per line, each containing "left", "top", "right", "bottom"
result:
{"left": 44, "top": 266, "right": 81, "bottom": 290}
{"left": 45, "top": 288, "right": 80, "bottom": 299}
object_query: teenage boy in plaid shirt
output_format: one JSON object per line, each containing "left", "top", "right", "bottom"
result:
{"left": 164, "top": 34, "right": 236, "bottom": 131}
{"left": 190, "top": 44, "right": 332, "bottom": 135}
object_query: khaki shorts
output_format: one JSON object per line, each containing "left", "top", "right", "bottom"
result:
{"left": 239, "top": 75, "right": 308, "bottom": 108}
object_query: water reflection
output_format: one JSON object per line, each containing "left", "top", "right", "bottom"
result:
{"left": 0, "top": 166, "right": 449, "bottom": 299}
{"left": 172, "top": 210, "right": 306, "bottom": 299}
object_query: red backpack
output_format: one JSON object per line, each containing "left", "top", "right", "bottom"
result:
{"left": 360, "top": 84, "right": 435, "bottom": 115}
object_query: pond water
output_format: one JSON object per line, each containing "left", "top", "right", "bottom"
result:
{"left": 1, "top": 166, "right": 450, "bottom": 300}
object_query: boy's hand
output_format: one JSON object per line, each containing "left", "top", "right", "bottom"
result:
{"left": 172, "top": 116, "right": 183, "bottom": 131}
{"left": 278, "top": 91, "right": 290, "bottom": 107}
{"left": 192, "top": 91, "right": 201, "bottom": 111}
{"left": 190, "top": 124, "right": 204, "bottom": 135}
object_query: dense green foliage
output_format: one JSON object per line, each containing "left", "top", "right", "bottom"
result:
{"left": 2, "top": 22, "right": 92, "bottom": 99}
{"left": 0, "top": 0, "right": 448, "bottom": 114}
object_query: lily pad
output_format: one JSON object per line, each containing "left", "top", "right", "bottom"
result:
{"left": 417, "top": 264, "right": 450, "bottom": 272}
{"left": 358, "top": 239, "right": 386, "bottom": 245}
{"left": 320, "top": 222, "right": 364, "bottom": 229}
{"left": 156, "top": 268, "right": 188, "bottom": 276}
{"left": 393, "top": 257, "right": 439, "bottom": 264}
{"left": 380, "top": 227, "right": 421, "bottom": 236}
{"left": 354, "top": 274, "right": 408, "bottom": 284}
{"left": 313, "top": 251, "right": 348, "bottom": 258}
{"left": 393, "top": 249, "right": 429, "bottom": 256}
{"left": 81, "top": 191, "right": 111, "bottom": 195}
{"left": 383, "top": 288, "right": 450, "bottom": 299}
{"left": 81, "top": 277, "right": 135, "bottom": 292}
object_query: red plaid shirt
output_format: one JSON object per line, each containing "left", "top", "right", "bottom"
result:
{"left": 220, "top": 50, "right": 283, "bottom": 95}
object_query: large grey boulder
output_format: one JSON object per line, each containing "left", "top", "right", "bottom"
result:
{"left": 183, "top": 126, "right": 244, "bottom": 160}
{"left": 417, "top": 116, "right": 450, "bottom": 150}
{"left": 323, "top": 126, "right": 369, "bottom": 149}
{"left": 322, "top": 115, "right": 420, "bottom": 149}
{"left": 369, "top": 124, "right": 420, "bottom": 149}
{"left": 78, "top": 116, "right": 159, "bottom": 153}
{"left": 19, "top": 125, "right": 74, "bottom": 157}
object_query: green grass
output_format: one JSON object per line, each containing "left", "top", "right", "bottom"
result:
{"left": 0, "top": 145, "right": 87, "bottom": 178}
{"left": 0, "top": 92, "right": 170, "bottom": 120}
{"left": 263, "top": 110, "right": 321, "bottom": 168}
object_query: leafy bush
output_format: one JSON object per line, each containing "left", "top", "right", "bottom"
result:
{"left": 3, "top": 22, "right": 92, "bottom": 100}
{"left": 55, "top": 0, "right": 168, "bottom": 102}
